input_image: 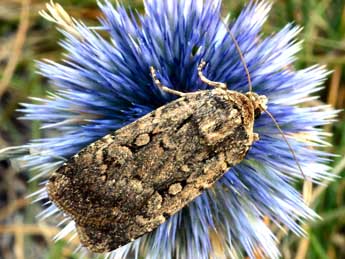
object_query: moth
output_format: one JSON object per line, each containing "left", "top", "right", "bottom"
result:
{"left": 47, "top": 25, "right": 301, "bottom": 253}
{"left": 47, "top": 59, "right": 268, "bottom": 252}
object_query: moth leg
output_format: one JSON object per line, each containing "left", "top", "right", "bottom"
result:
{"left": 150, "top": 66, "right": 186, "bottom": 97}
{"left": 198, "top": 59, "right": 227, "bottom": 90}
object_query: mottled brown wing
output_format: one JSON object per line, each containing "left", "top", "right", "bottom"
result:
{"left": 47, "top": 88, "right": 255, "bottom": 253}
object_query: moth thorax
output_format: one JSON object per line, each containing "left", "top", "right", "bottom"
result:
{"left": 245, "top": 92, "right": 268, "bottom": 118}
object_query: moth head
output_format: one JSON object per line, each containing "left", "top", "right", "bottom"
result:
{"left": 245, "top": 92, "right": 268, "bottom": 118}
{"left": 221, "top": 20, "right": 307, "bottom": 180}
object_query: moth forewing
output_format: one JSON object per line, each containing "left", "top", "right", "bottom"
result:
{"left": 47, "top": 14, "right": 274, "bottom": 254}
{"left": 47, "top": 88, "right": 262, "bottom": 252}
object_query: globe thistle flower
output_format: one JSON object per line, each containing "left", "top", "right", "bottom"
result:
{"left": 0, "top": 0, "right": 337, "bottom": 258}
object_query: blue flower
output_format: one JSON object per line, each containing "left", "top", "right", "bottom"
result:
{"left": 0, "top": 0, "right": 337, "bottom": 258}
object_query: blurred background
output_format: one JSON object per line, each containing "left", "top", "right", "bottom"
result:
{"left": 0, "top": 0, "right": 344, "bottom": 258}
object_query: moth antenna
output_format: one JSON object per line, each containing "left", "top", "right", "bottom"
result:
{"left": 221, "top": 18, "right": 306, "bottom": 180}
{"left": 222, "top": 22, "right": 253, "bottom": 92}
{"left": 264, "top": 110, "right": 306, "bottom": 180}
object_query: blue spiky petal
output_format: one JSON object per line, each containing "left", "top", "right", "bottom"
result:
{"left": 0, "top": 0, "right": 337, "bottom": 258}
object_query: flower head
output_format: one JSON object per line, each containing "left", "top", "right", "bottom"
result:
{"left": 0, "top": 0, "right": 337, "bottom": 258}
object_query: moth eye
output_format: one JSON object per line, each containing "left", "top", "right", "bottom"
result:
{"left": 254, "top": 108, "right": 261, "bottom": 119}
{"left": 163, "top": 212, "right": 170, "bottom": 219}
